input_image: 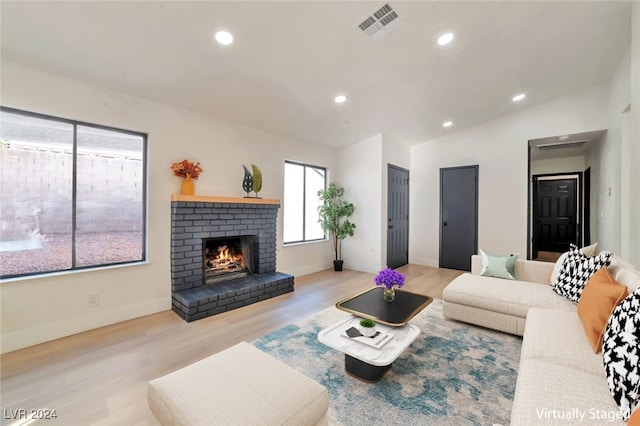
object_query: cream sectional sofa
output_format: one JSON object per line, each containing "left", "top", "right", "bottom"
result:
{"left": 442, "top": 254, "right": 640, "bottom": 425}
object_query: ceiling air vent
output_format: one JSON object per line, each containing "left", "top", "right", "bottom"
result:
{"left": 357, "top": 3, "right": 400, "bottom": 39}
{"left": 536, "top": 140, "right": 588, "bottom": 151}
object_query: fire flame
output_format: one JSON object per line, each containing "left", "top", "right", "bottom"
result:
{"left": 206, "top": 244, "right": 245, "bottom": 273}
{"left": 218, "top": 247, "right": 244, "bottom": 263}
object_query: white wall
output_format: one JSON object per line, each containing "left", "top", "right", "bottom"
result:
{"left": 606, "top": 5, "right": 640, "bottom": 267}
{"left": 587, "top": 47, "right": 631, "bottom": 256}
{"left": 629, "top": 3, "right": 640, "bottom": 267}
{"left": 530, "top": 156, "right": 585, "bottom": 176}
{"left": 0, "top": 61, "right": 337, "bottom": 353}
{"left": 409, "top": 84, "right": 609, "bottom": 267}
{"left": 336, "top": 134, "right": 383, "bottom": 274}
{"left": 335, "top": 134, "right": 412, "bottom": 273}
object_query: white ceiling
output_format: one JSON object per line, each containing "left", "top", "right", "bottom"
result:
{"left": 0, "top": 1, "right": 632, "bottom": 148}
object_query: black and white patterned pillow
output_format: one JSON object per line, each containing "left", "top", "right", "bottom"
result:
{"left": 552, "top": 244, "right": 582, "bottom": 296}
{"left": 553, "top": 245, "right": 612, "bottom": 302}
{"left": 602, "top": 288, "right": 640, "bottom": 420}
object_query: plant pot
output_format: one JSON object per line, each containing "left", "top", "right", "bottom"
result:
{"left": 359, "top": 324, "right": 377, "bottom": 337}
{"left": 333, "top": 260, "right": 344, "bottom": 271}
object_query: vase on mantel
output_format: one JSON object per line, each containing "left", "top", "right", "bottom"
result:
{"left": 180, "top": 177, "right": 195, "bottom": 195}
{"left": 383, "top": 287, "right": 395, "bottom": 302}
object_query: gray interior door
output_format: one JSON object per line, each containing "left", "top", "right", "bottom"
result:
{"left": 440, "top": 165, "right": 478, "bottom": 271}
{"left": 387, "top": 165, "right": 409, "bottom": 269}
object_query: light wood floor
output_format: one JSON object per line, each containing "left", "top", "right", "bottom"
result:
{"left": 0, "top": 265, "right": 462, "bottom": 426}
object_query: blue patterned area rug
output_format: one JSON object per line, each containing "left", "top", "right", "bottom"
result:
{"left": 253, "top": 299, "right": 522, "bottom": 425}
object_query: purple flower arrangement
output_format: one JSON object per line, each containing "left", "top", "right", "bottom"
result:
{"left": 374, "top": 268, "right": 405, "bottom": 289}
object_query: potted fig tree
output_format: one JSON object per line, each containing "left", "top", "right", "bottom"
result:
{"left": 317, "top": 182, "right": 356, "bottom": 271}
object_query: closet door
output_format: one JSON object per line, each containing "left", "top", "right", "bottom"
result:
{"left": 439, "top": 165, "right": 478, "bottom": 271}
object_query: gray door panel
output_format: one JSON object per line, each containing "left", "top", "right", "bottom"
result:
{"left": 440, "top": 166, "right": 478, "bottom": 271}
{"left": 387, "top": 165, "right": 409, "bottom": 269}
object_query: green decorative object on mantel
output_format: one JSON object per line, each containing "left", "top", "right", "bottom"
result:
{"left": 241, "top": 164, "right": 263, "bottom": 198}
{"left": 251, "top": 164, "right": 262, "bottom": 197}
{"left": 242, "top": 165, "right": 253, "bottom": 196}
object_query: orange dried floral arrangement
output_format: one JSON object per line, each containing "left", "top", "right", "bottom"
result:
{"left": 171, "top": 159, "right": 203, "bottom": 180}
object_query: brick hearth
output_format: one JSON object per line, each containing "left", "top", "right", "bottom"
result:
{"left": 170, "top": 195, "right": 294, "bottom": 321}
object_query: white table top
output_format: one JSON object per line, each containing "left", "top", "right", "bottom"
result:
{"left": 317, "top": 314, "right": 420, "bottom": 366}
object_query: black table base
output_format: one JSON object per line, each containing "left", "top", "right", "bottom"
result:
{"left": 344, "top": 354, "right": 392, "bottom": 382}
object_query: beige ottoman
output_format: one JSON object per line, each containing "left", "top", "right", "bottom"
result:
{"left": 148, "top": 341, "right": 329, "bottom": 425}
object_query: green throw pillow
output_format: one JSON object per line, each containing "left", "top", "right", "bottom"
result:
{"left": 480, "top": 250, "right": 518, "bottom": 280}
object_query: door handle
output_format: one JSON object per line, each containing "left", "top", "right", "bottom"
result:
{"left": 388, "top": 225, "right": 394, "bottom": 229}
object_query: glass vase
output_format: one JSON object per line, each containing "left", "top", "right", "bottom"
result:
{"left": 383, "top": 287, "right": 395, "bottom": 302}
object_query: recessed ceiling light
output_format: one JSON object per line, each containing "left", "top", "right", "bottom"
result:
{"left": 215, "top": 30, "right": 233, "bottom": 46}
{"left": 334, "top": 95, "right": 347, "bottom": 104}
{"left": 558, "top": 135, "right": 570, "bottom": 141}
{"left": 437, "top": 32, "right": 454, "bottom": 46}
{"left": 442, "top": 121, "right": 453, "bottom": 128}
{"left": 512, "top": 93, "right": 526, "bottom": 102}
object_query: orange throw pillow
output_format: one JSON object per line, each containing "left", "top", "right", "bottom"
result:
{"left": 629, "top": 408, "right": 640, "bottom": 426}
{"left": 577, "top": 267, "right": 628, "bottom": 353}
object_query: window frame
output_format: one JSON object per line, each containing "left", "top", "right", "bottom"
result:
{"left": 283, "top": 160, "right": 327, "bottom": 245}
{"left": 0, "top": 106, "right": 148, "bottom": 279}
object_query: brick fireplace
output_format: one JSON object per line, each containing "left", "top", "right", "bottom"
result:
{"left": 170, "top": 195, "right": 294, "bottom": 321}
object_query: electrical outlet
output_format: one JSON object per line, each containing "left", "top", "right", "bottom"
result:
{"left": 87, "top": 293, "right": 99, "bottom": 307}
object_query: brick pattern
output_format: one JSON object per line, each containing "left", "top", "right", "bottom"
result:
{"left": 172, "top": 272, "right": 294, "bottom": 322}
{"left": 170, "top": 200, "right": 294, "bottom": 321}
{"left": 0, "top": 145, "right": 143, "bottom": 239}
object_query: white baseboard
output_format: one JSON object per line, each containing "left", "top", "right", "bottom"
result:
{"left": 409, "top": 256, "right": 439, "bottom": 267}
{"left": 343, "top": 261, "right": 379, "bottom": 274}
{"left": 1, "top": 297, "right": 170, "bottom": 354}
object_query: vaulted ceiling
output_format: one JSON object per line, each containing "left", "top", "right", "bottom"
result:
{"left": 0, "top": 1, "right": 632, "bottom": 148}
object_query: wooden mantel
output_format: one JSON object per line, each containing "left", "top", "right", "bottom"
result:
{"left": 171, "top": 194, "right": 280, "bottom": 205}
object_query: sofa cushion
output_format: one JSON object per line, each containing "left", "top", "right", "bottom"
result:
{"left": 552, "top": 244, "right": 586, "bottom": 287}
{"left": 608, "top": 256, "right": 640, "bottom": 292}
{"left": 577, "top": 268, "right": 628, "bottom": 353}
{"left": 511, "top": 359, "right": 623, "bottom": 425}
{"left": 442, "top": 302, "right": 528, "bottom": 335}
{"left": 480, "top": 249, "right": 518, "bottom": 279}
{"left": 549, "top": 251, "right": 569, "bottom": 284}
{"left": 471, "top": 255, "right": 554, "bottom": 284}
{"left": 616, "top": 268, "right": 640, "bottom": 293}
{"left": 582, "top": 242, "right": 599, "bottom": 257}
{"left": 548, "top": 242, "right": 599, "bottom": 284}
{"left": 522, "top": 308, "right": 603, "bottom": 375}
{"left": 443, "top": 273, "right": 576, "bottom": 318}
{"left": 602, "top": 288, "right": 640, "bottom": 420}
{"left": 553, "top": 248, "right": 612, "bottom": 303}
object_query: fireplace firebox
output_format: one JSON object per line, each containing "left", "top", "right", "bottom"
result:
{"left": 203, "top": 236, "right": 256, "bottom": 285}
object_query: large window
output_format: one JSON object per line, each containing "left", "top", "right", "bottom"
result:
{"left": 0, "top": 107, "right": 147, "bottom": 278}
{"left": 283, "top": 161, "right": 326, "bottom": 244}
